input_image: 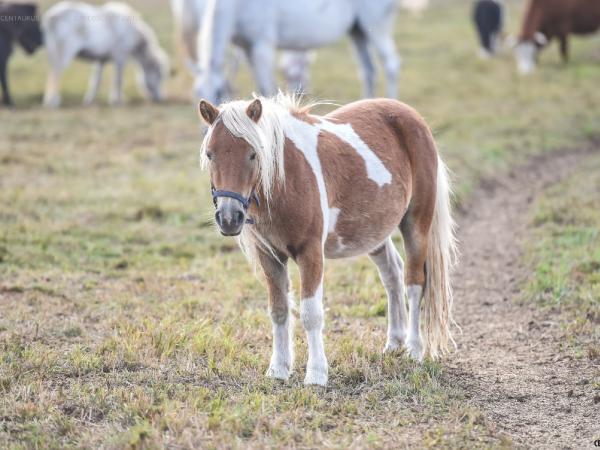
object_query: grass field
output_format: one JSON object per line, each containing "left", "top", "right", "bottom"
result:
{"left": 1, "top": 0, "right": 600, "bottom": 447}
{"left": 525, "top": 154, "right": 600, "bottom": 360}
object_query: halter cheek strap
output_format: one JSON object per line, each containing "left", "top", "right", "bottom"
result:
{"left": 211, "top": 188, "right": 260, "bottom": 225}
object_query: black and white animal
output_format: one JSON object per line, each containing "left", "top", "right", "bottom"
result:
{"left": 473, "top": 0, "right": 504, "bottom": 58}
{"left": 0, "top": 2, "right": 43, "bottom": 106}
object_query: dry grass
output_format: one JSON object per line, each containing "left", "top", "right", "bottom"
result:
{"left": 1, "top": 0, "right": 600, "bottom": 447}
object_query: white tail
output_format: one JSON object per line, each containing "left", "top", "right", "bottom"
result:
{"left": 422, "top": 156, "right": 458, "bottom": 359}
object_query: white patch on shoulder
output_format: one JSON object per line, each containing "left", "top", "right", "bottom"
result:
{"left": 328, "top": 207, "right": 341, "bottom": 234}
{"left": 318, "top": 119, "right": 392, "bottom": 187}
{"left": 282, "top": 113, "right": 329, "bottom": 244}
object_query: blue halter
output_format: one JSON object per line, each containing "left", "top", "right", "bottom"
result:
{"left": 211, "top": 188, "right": 260, "bottom": 225}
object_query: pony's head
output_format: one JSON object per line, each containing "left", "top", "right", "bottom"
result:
{"left": 198, "top": 96, "right": 286, "bottom": 236}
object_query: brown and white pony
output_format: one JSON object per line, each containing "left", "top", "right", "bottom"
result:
{"left": 197, "top": 94, "right": 457, "bottom": 386}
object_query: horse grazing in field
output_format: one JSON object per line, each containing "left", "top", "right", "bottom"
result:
{"left": 0, "top": 2, "right": 43, "bottom": 106}
{"left": 42, "top": 2, "right": 170, "bottom": 107}
{"left": 197, "top": 94, "right": 457, "bottom": 386}
{"left": 195, "top": 0, "right": 400, "bottom": 104}
{"left": 170, "top": 0, "right": 311, "bottom": 94}
{"left": 514, "top": 0, "right": 600, "bottom": 74}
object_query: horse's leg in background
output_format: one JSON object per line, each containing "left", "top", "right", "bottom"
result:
{"left": 559, "top": 34, "right": 569, "bottom": 63}
{"left": 258, "top": 249, "right": 294, "bottom": 380}
{"left": 359, "top": 2, "right": 400, "bottom": 98}
{"left": 0, "top": 45, "right": 12, "bottom": 106}
{"left": 43, "top": 38, "right": 72, "bottom": 108}
{"left": 110, "top": 61, "right": 125, "bottom": 106}
{"left": 400, "top": 213, "right": 430, "bottom": 361}
{"left": 83, "top": 62, "right": 104, "bottom": 106}
{"left": 369, "top": 238, "right": 408, "bottom": 352}
{"left": 349, "top": 27, "right": 375, "bottom": 98}
{"left": 247, "top": 41, "right": 276, "bottom": 96}
{"left": 297, "top": 242, "right": 328, "bottom": 386}
{"left": 367, "top": 31, "right": 400, "bottom": 98}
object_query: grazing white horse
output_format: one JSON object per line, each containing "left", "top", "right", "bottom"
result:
{"left": 43, "top": 2, "right": 170, "bottom": 108}
{"left": 170, "top": 0, "right": 312, "bottom": 95}
{"left": 195, "top": 0, "right": 400, "bottom": 104}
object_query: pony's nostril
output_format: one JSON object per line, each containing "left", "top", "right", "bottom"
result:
{"left": 234, "top": 211, "right": 244, "bottom": 225}
{"left": 215, "top": 210, "right": 222, "bottom": 225}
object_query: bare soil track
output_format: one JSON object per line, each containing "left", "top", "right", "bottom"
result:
{"left": 446, "top": 146, "right": 599, "bottom": 448}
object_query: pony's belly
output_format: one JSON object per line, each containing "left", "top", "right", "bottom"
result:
{"left": 324, "top": 230, "right": 393, "bottom": 259}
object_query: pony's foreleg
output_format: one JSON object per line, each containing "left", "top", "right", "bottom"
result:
{"left": 247, "top": 41, "right": 276, "bottom": 97}
{"left": 83, "top": 62, "right": 104, "bottom": 106}
{"left": 258, "top": 249, "right": 294, "bottom": 381}
{"left": 350, "top": 29, "right": 376, "bottom": 98}
{"left": 369, "top": 238, "right": 408, "bottom": 352}
{"left": 110, "top": 61, "right": 125, "bottom": 106}
{"left": 297, "top": 243, "right": 328, "bottom": 386}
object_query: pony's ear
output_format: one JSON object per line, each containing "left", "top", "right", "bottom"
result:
{"left": 246, "top": 98, "right": 262, "bottom": 123}
{"left": 198, "top": 100, "right": 219, "bottom": 125}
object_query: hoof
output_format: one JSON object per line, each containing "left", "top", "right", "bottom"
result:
{"left": 405, "top": 339, "right": 424, "bottom": 362}
{"left": 383, "top": 335, "right": 405, "bottom": 354}
{"left": 304, "top": 367, "right": 328, "bottom": 386}
{"left": 266, "top": 364, "right": 291, "bottom": 381}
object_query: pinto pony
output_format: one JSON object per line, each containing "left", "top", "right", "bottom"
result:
{"left": 198, "top": 94, "right": 457, "bottom": 386}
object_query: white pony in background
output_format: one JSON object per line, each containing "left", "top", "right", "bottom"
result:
{"left": 195, "top": 0, "right": 400, "bottom": 104}
{"left": 170, "top": 0, "right": 312, "bottom": 96}
{"left": 43, "top": 2, "right": 170, "bottom": 108}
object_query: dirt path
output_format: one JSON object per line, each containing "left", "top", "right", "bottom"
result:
{"left": 446, "top": 146, "right": 599, "bottom": 448}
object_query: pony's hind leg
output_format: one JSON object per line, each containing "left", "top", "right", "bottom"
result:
{"left": 369, "top": 238, "right": 408, "bottom": 352}
{"left": 400, "top": 212, "right": 433, "bottom": 362}
{"left": 257, "top": 249, "right": 294, "bottom": 381}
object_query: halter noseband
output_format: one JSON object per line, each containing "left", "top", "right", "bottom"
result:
{"left": 211, "top": 187, "right": 260, "bottom": 225}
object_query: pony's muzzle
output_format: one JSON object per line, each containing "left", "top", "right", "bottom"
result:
{"left": 215, "top": 200, "right": 245, "bottom": 236}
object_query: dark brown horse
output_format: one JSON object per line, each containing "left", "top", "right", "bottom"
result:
{"left": 197, "top": 94, "right": 457, "bottom": 386}
{"left": 0, "top": 2, "right": 42, "bottom": 106}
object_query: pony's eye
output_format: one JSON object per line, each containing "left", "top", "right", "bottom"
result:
{"left": 249, "top": 152, "right": 257, "bottom": 161}
{"left": 206, "top": 152, "right": 213, "bottom": 161}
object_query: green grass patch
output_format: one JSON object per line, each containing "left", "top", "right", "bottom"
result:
{"left": 524, "top": 154, "right": 600, "bottom": 359}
